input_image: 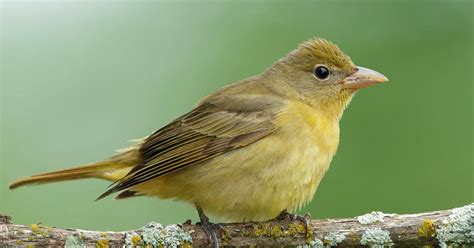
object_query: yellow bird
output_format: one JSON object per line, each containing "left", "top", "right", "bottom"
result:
{"left": 10, "top": 38, "right": 387, "bottom": 246}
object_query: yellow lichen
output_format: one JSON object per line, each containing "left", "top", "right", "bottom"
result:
{"left": 418, "top": 219, "right": 436, "bottom": 238}
{"left": 241, "top": 228, "right": 251, "bottom": 237}
{"left": 180, "top": 242, "right": 193, "bottom": 248}
{"left": 287, "top": 223, "right": 305, "bottom": 236}
{"left": 16, "top": 240, "right": 24, "bottom": 245}
{"left": 243, "top": 222, "right": 308, "bottom": 239}
{"left": 96, "top": 239, "right": 109, "bottom": 248}
{"left": 270, "top": 225, "right": 284, "bottom": 238}
{"left": 253, "top": 223, "right": 271, "bottom": 237}
{"left": 305, "top": 224, "right": 314, "bottom": 239}
{"left": 29, "top": 224, "right": 39, "bottom": 234}
{"left": 348, "top": 232, "right": 358, "bottom": 243}
{"left": 131, "top": 235, "right": 141, "bottom": 246}
{"left": 27, "top": 244, "right": 35, "bottom": 248}
{"left": 220, "top": 228, "right": 232, "bottom": 242}
{"left": 323, "top": 239, "right": 330, "bottom": 246}
{"left": 29, "top": 223, "right": 51, "bottom": 237}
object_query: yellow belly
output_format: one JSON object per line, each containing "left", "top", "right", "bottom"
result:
{"left": 134, "top": 101, "right": 340, "bottom": 222}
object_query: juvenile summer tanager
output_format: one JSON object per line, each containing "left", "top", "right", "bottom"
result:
{"left": 10, "top": 38, "right": 387, "bottom": 246}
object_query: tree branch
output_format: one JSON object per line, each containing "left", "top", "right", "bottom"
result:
{"left": 1, "top": 204, "right": 472, "bottom": 247}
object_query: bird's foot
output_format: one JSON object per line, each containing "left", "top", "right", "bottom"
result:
{"left": 198, "top": 221, "right": 224, "bottom": 248}
{"left": 196, "top": 206, "right": 222, "bottom": 248}
{"left": 276, "top": 210, "right": 313, "bottom": 238}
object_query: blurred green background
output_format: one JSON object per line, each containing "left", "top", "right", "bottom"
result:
{"left": 1, "top": 0, "right": 472, "bottom": 231}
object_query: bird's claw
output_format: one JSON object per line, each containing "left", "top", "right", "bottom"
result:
{"left": 276, "top": 209, "right": 293, "bottom": 221}
{"left": 275, "top": 210, "right": 313, "bottom": 238}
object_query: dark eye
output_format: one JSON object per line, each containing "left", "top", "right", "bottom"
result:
{"left": 314, "top": 65, "right": 329, "bottom": 80}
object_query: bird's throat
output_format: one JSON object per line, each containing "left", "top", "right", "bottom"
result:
{"left": 303, "top": 89, "right": 355, "bottom": 122}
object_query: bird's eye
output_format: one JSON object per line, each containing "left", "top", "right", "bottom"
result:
{"left": 314, "top": 65, "right": 330, "bottom": 80}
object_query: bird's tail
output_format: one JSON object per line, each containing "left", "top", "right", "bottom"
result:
{"left": 9, "top": 143, "right": 143, "bottom": 190}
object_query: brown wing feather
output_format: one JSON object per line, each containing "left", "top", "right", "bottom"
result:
{"left": 97, "top": 95, "right": 282, "bottom": 200}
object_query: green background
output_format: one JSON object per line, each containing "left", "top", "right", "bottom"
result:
{"left": 1, "top": 0, "right": 472, "bottom": 231}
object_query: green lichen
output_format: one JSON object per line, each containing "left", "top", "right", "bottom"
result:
{"left": 125, "top": 222, "right": 192, "bottom": 248}
{"left": 418, "top": 219, "right": 436, "bottom": 239}
{"left": 436, "top": 204, "right": 473, "bottom": 248}
{"left": 65, "top": 234, "right": 84, "bottom": 248}
{"left": 298, "top": 238, "right": 324, "bottom": 248}
{"left": 323, "top": 231, "right": 346, "bottom": 246}
{"left": 300, "top": 232, "right": 346, "bottom": 248}
{"left": 360, "top": 228, "right": 393, "bottom": 247}
{"left": 357, "top": 211, "right": 394, "bottom": 225}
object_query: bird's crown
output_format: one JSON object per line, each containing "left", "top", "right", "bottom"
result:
{"left": 286, "top": 38, "right": 354, "bottom": 72}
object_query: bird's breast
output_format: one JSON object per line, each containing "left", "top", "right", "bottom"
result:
{"left": 270, "top": 100, "right": 341, "bottom": 206}
{"left": 138, "top": 100, "right": 342, "bottom": 221}
{"left": 276, "top": 100, "right": 340, "bottom": 159}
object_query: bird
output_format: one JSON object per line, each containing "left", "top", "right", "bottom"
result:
{"left": 9, "top": 38, "right": 387, "bottom": 246}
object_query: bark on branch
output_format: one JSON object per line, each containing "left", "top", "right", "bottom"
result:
{"left": 1, "top": 204, "right": 472, "bottom": 247}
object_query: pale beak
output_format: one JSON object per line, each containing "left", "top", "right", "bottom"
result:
{"left": 341, "top": 66, "right": 388, "bottom": 89}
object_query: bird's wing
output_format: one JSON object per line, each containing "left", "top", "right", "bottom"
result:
{"left": 97, "top": 95, "right": 283, "bottom": 199}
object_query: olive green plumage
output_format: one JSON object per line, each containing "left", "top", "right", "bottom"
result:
{"left": 10, "top": 38, "right": 387, "bottom": 222}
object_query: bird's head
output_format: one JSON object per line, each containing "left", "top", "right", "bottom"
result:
{"left": 270, "top": 38, "right": 388, "bottom": 118}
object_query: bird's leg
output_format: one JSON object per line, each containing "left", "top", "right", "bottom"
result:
{"left": 275, "top": 210, "right": 313, "bottom": 238}
{"left": 196, "top": 206, "right": 221, "bottom": 248}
